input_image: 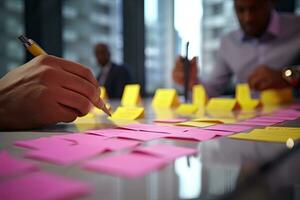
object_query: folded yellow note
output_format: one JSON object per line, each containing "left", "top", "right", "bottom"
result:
{"left": 152, "top": 88, "right": 180, "bottom": 108}
{"left": 206, "top": 98, "right": 240, "bottom": 112}
{"left": 110, "top": 106, "right": 144, "bottom": 120}
{"left": 193, "top": 84, "right": 207, "bottom": 108}
{"left": 175, "top": 104, "right": 198, "bottom": 115}
{"left": 261, "top": 88, "right": 294, "bottom": 105}
{"left": 236, "top": 84, "right": 260, "bottom": 110}
{"left": 121, "top": 84, "right": 142, "bottom": 107}
{"left": 176, "top": 121, "right": 216, "bottom": 127}
{"left": 192, "top": 117, "right": 237, "bottom": 124}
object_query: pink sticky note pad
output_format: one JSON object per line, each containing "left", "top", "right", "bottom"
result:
{"left": 154, "top": 118, "right": 188, "bottom": 123}
{"left": 14, "top": 137, "right": 75, "bottom": 150}
{"left": 25, "top": 145, "right": 106, "bottom": 165}
{"left": 0, "top": 151, "right": 38, "bottom": 178}
{"left": 134, "top": 144, "right": 197, "bottom": 160}
{"left": 83, "top": 153, "right": 168, "bottom": 179}
{"left": 0, "top": 171, "right": 92, "bottom": 200}
{"left": 118, "top": 123, "right": 191, "bottom": 134}
{"left": 204, "top": 124, "right": 253, "bottom": 133}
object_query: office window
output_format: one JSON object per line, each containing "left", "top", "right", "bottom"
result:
{"left": 145, "top": 0, "right": 176, "bottom": 94}
{"left": 297, "top": 0, "right": 300, "bottom": 14}
{"left": 0, "top": 0, "right": 24, "bottom": 77}
{"left": 201, "top": 0, "right": 237, "bottom": 76}
{"left": 63, "top": 0, "right": 123, "bottom": 75}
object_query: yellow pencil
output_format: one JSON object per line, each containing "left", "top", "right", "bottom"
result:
{"left": 18, "top": 35, "right": 111, "bottom": 116}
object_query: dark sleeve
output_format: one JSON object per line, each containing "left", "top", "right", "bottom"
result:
{"left": 112, "top": 66, "right": 131, "bottom": 98}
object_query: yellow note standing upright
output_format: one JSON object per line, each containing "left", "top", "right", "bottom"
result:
{"left": 152, "top": 88, "right": 180, "bottom": 108}
{"left": 121, "top": 84, "right": 141, "bottom": 107}
{"left": 193, "top": 84, "right": 207, "bottom": 108}
{"left": 236, "top": 84, "right": 260, "bottom": 110}
{"left": 261, "top": 88, "right": 294, "bottom": 105}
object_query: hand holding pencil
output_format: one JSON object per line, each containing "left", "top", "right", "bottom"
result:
{"left": 0, "top": 35, "right": 110, "bottom": 130}
{"left": 18, "top": 35, "right": 111, "bottom": 117}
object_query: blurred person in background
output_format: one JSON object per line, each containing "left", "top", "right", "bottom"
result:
{"left": 94, "top": 43, "right": 131, "bottom": 99}
{"left": 173, "top": 0, "right": 300, "bottom": 97}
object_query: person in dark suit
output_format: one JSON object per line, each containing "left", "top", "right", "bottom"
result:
{"left": 94, "top": 43, "right": 131, "bottom": 99}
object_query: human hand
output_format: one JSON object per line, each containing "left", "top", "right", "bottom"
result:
{"left": 0, "top": 55, "right": 102, "bottom": 130}
{"left": 248, "top": 65, "right": 289, "bottom": 91}
{"left": 172, "top": 56, "right": 199, "bottom": 90}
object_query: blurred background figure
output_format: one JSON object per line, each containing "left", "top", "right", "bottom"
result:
{"left": 94, "top": 43, "right": 131, "bottom": 99}
{"left": 173, "top": 0, "right": 300, "bottom": 97}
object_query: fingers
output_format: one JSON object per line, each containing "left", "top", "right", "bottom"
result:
{"left": 39, "top": 55, "right": 99, "bottom": 88}
{"left": 53, "top": 86, "right": 92, "bottom": 116}
{"left": 57, "top": 69, "right": 100, "bottom": 105}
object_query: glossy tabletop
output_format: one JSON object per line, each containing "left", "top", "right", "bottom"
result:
{"left": 1, "top": 99, "right": 300, "bottom": 200}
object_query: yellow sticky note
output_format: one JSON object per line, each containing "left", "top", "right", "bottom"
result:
{"left": 265, "top": 127, "right": 300, "bottom": 132}
{"left": 193, "top": 84, "right": 207, "bottom": 108}
{"left": 206, "top": 98, "right": 239, "bottom": 112}
{"left": 121, "top": 84, "right": 141, "bottom": 107}
{"left": 176, "top": 121, "right": 216, "bottom": 128}
{"left": 192, "top": 117, "right": 237, "bottom": 124}
{"left": 261, "top": 88, "right": 294, "bottom": 105}
{"left": 236, "top": 84, "right": 260, "bottom": 110}
{"left": 236, "top": 84, "right": 252, "bottom": 101}
{"left": 175, "top": 104, "right": 198, "bottom": 115}
{"left": 99, "top": 86, "right": 108, "bottom": 101}
{"left": 229, "top": 129, "right": 300, "bottom": 143}
{"left": 110, "top": 106, "right": 144, "bottom": 120}
{"left": 152, "top": 88, "right": 180, "bottom": 108}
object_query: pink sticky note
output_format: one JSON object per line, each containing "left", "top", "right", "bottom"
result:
{"left": 236, "top": 120, "right": 278, "bottom": 126}
{"left": 0, "top": 171, "right": 92, "bottom": 200}
{"left": 153, "top": 118, "right": 188, "bottom": 123}
{"left": 116, "top": 131, "right": 166, "bottom": 141}
{"left": 274, "top": 109, "right": 300, "bottom": 117}
{"left": 99, "top": 138, "right": 140, "bottom": 151}
{"left": 26, "top": 145, "right": 106, "bottom": 165}
{"left": 288, "top": 103, "right": 300, "bottom": 109}
{"left": 269, "top": 114, "right": 298, "bottom": 120}
{"left": 86, "top": 128, "right": 165, "bottom": 141}
{"left": 134, "top": 144, "right": 197, "bottom": 160}
{"left": 204, "top": 124, "right": 253, "bottom": 133}
{"left": 86, "top": 128, "right": 139, "bottom": 138}
{"left": 166, "top": 129, "right": 218, "bottom": 141}
{"left": 0, "top": 151, "right": 38, "bottom": 178}
{"left": 83, "top": 153, "right": 168, "bottom": 178}
{"left": 249, "top": 117, "right": 286, "bottom": 123}
{"left": 53, "top": 133, "right": 106, "bottom": 145}
{"left": 118, "top": 123, "right": 191, "bottom": 134}
{"left": 14, "top": 137, "right": 75, "bottom": 150}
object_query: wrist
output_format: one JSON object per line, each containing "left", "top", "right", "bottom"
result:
{"left": 282, "top": 67, "right": 300, "bottom": 87}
